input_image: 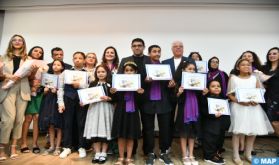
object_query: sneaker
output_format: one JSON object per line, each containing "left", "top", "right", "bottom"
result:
{"left": 78, "top": 148, "right": 86, "bottom": 158}
{"left": 42, "top": 147, "right": 55, "bottom": 156}
{"left": 205, "top": 155, "right": 225, "bottom": 165}
{"left": 145, "top": 153, "right": 156, "bottom": 165}
{"left": 59, "top": 148, "right": 71, "bottom": 159}
{"left": 159, "top": 153, "right": 173, "bottom": 165}
{"left": 92, "top": 152, "right": 100, "bottom": 164}
{"left": 99, "top": 152, "right": 107, "bottom": 164}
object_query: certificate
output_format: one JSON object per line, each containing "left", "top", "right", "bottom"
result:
{"left": 208, "top": 98, "right": 230, "bottom": 115}
{"left": 41, "top": 73, "right": 59, "bottom": 89}
{"left": 181, "top": 72, "right": 206, "bottom": 90}
{"left": 64, "top": 70, "right": 88, "bottom": 87}
{"left": 236, "top": 88, "right": 265, "bottom": 103}
{"left": 195, "top": 61, "right": 208, "bottom": 73}
{"left": 112, "top": 74, "right": 141, "bottom": 91}
{"left": 145, "top": 64, "right": 172, "bottom": 80}
{"left": 77, "top": 86, "right": 105, "bottom": 105}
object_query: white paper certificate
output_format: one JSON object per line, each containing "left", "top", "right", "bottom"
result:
{"left": 236, "top": 88, "right": 266, "bottom": 103}
{"left": 181, "top": 72, "right": 206, "bottom": 90}
{"left": 112, "top": 74, "right": 141, "bottom": 91}
{"left": 195, "top": 61, "right": 208, "bottom": 73}
{"left": 41, "top": 73, "right": 59, "bottom": 89}
{"left": 64, "top": 70, "right": 88, "bottom": 87}
{"left": 77, "top": 86, "right": 105, "bottom": 105}
{"left": 208, "top": 98, "right": 230, "bottom": 115}
{"left": 145, "top": 64, "right": 172, "bottom": 80}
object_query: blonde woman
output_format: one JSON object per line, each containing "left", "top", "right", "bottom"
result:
{"left": 0, "top": 34, "right": 34, "bottom": 161}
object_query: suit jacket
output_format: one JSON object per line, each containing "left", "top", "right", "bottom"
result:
{"left": 0, "top": 56, "right": 31, "bottom": 103}
{"left": 162, "top": 56, "right": 193, "bottom": 76}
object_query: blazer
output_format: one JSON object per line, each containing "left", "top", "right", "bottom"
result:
{"left": 162, "top": 56, "right": 191, "bottom": 76}
{"left": 0, "top": 56, "right": 31, "bottom": 103}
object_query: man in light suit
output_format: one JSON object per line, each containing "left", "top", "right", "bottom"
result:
{"left": 162, "top": 41, "right": 195, "bottom": 152}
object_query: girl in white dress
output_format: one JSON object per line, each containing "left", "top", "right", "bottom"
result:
{"left": 83, "top": 64, "right": 114, "bottom": 164}
{"left": 227, "top": 59, "right": 274, "bottom": 165}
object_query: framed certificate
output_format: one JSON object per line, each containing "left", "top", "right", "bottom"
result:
{"left": 181, "top": 72, "right": 206, "bottom": 90}
{"left": 112, "top": 74, "right": 141, "bottom": 91}
{"left": 64, "top": 70, "right": 88, "bottom": 86}
{"left": 41, "top": 73, "right": 59, "bottom": 89}
{"left": 235, "top": 88, "right": 266, "bottom": 103}
{"left": 77, "top": 86, "right": 105, "bottom": 105}
{"left": 195, "top": 61, "right": 208, "bottom": 73}
{"left": 208, "top": 98, "right": 230, "bottom": 115}
{"left": 145, "top": 64, "right": 172, "bottom": 80}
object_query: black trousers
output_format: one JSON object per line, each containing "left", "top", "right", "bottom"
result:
{"left": 62, "top": 96, "right": 87, "bottom": 149}
{"left": 169, "top": 101, "right": 177, "bottom": 147}
{"left": 141, "top": 112, "right": 171, "bottom": 154}
{"left": 203, "top": 131, "right": 222, "bottom": 159}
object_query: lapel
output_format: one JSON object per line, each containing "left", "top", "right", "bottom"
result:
{"left": 170, "top": 57, "right": 175, "bottom": 75}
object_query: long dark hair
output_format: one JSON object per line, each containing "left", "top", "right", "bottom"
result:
{"left": 28, "top": 46, "right": 44, "bottom": 60}
{"left": 101, "top": 46, "right": 119, "bottom": 69}
{"left": 188, "top": 52, "right": 202, "bottom": 61}
{"left": 90, "top": 64, "right": 112, "bottom": 87}
{"left": 232, "top": 58, "right": 250, "bottom": 76}
{"left": 48, "top": 60, "right": 65, "bottom": 74}
{"left": 263, "top": 47, "right": 279, "bottom": 72}
{"left": 240, "top": 50, "right": 262, "bottom": 70}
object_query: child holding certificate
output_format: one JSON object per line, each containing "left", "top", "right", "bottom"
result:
{"left": 142, "top": 45, "right": 174, "bottom": 165}
{"left": 39, "top": 60, "right": 64, "bottom": 156}
{"left": 83, "top": 64, "right": 114, "bottom": 164}
{"left": 227, "top": 59, "right": 273, "bottom": 164}
{"left": 21, "top": 46, "right": 47, "bottom": 154}
{"left": 175, "top": 60, "right": 207, "bottom": 165}
{"left": 199, "top": 80, "right": 230, "bottom": 165}
{"left": 57, "top": 52, "right": 88, "bottom": 159}
{"left": 110, "top": 61, "right": 144, "bottom": 165}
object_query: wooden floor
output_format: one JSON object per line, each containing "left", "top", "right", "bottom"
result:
{"left": 1, "top": 135, "right": 278, "bottom": 165}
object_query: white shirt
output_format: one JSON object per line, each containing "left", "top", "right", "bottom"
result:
{"left": 174, "top": 57, "right": 182, "bottom": 70}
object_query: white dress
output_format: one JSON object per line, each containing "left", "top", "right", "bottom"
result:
{"left": 83, "top": 83, "right": 114, "bottom": 140}
{"left": 227, "top": 75, "right": 274, "bottom": 135}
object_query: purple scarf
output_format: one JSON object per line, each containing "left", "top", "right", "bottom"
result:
{"left": 125, "top": 92, "right": 135, "bottom": 113}
{"left": 184, "top": 90, "right": 199, "bottom": 123}
{"left": 208, "top": 70, "right": 227, "bottom": 96}
{"left": 150, "top": 81, "right": 161, "bottom": 100}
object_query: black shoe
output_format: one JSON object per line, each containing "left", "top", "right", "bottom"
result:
{"left": 251, "top": 150, "right": 257, "bottom": 156}
{"left": 159, "top": 153, "right": 173, "bottom": 165}
{"left": 92, "top": 157, "right": 99, "bottom": 164}
{"left": 145, "top": 153, "right": 156, "bottom": 165}
{"left": 205, "top": 155, "right": 225, "bottom": 165}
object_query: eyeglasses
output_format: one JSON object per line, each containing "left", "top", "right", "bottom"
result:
{"left": 211, "top": 60, "right": 219, "bottom": 64}
{"left": 132, "top": 44, "right": 143, "bottom": 48}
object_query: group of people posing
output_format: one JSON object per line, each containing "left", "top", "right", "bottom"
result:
{"left": 0, "top": 34, "right": 278, "bottom": 165}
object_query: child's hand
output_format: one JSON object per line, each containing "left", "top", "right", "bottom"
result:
{"left": 215, "top": 112, "right": 222, "bottom": 118}
{"left": 177, "top": 86, "right": 184, "bottom": 96}
{"left": 79, "top": 102, "right": 84, "bottom": 107}
{"left": 144, "top": 76, "right": 153, "bottom": 83}
{"left": 50, "top": 88, "right": 57, "bottom": 93}
{"left": 249, "top": 101, "right": 258, "bottom": 106}
{"left": 58, "top": 105, "right": 65, "bottom": 113}
{"left": 110, "top": 88, "right": 117, "bottom": 94}
{"left": 72, "top": 81, "right": 80, "bottom": 88}
{"left": 101, "top": 96, "right": 111, "bottom": 101}
{"left": 238, "top": 102, "right": 250, "bottom": 106}
{"left": 137, "top": 88, "right": 144, "bottom": 94}
{"left": 44, "top": 87, "right": 49, "bottom": 93}
{"left": 202, "top": 88, "right": 209, "bottom": 95}
{"left": 168, "top": 79, "right": 176, "bottom": 88}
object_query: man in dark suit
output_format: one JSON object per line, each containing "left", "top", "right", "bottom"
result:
{"left": 47, "top": 47, "right": 72, "bottom": 73}
{"left": 118, "top": 38, "right": 151, "bottom": 156}
{"left": 162, "top": 41, "right": 195, "bottom": 152}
